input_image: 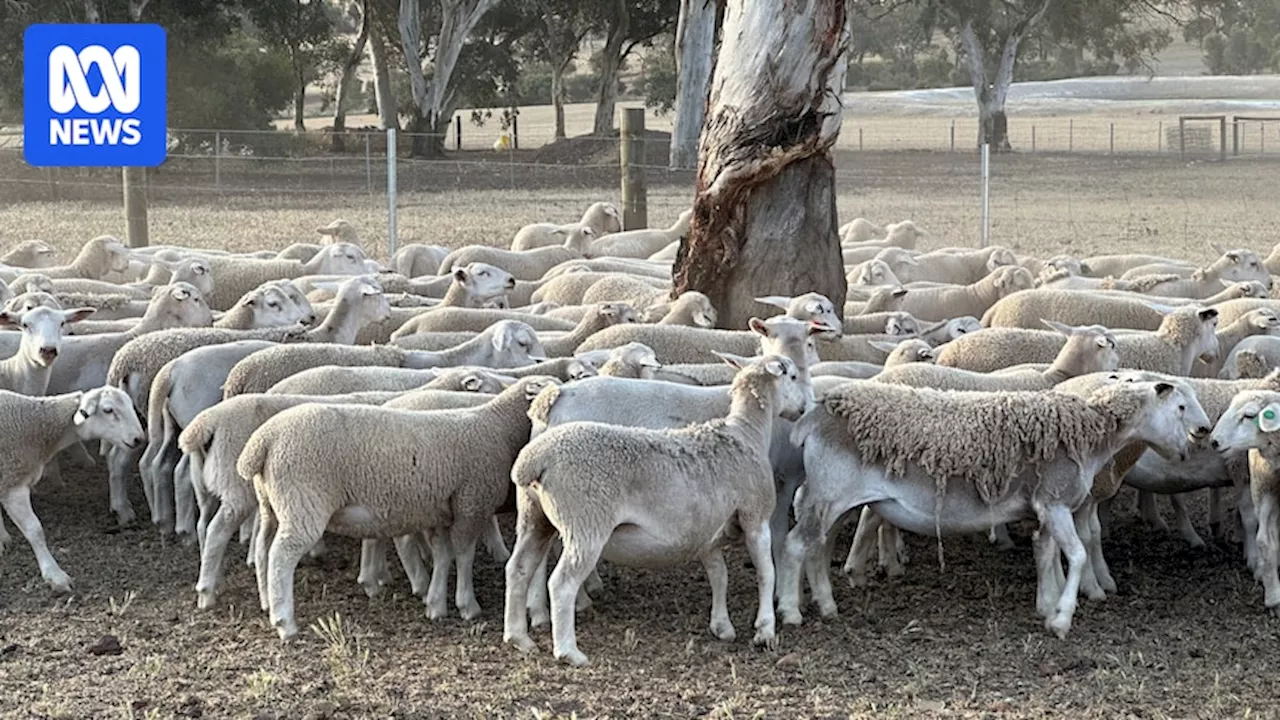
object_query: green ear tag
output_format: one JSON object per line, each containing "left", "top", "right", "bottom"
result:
{"left": 1267, "top": 410, "right": 1276, "bottom": 421}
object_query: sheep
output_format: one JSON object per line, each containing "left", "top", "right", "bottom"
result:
{"left": 892, "top": 246, "right": 1019, "bottom": 285}
{"left": 0, "top": 386, "right": 144, "bottom": 592}
{"left": 891, "top": 266, "right": 1034, "bottom": 322}
{"left": 1195, "top": 308, "right": 1280, "bottom": 377}
{"left": 439, "top": 227, "right": 594, "bottom": 280}
{"left": 390, "top": 307, "right": 574, "bottom": 339}
{"left": 181, "top": 391, "right": 402, "bottom": 609}
{"left": 504, "top": 355, "right": 808, "bottom": 665}
{"left": 295, "top": 276, "right": 391, "bottom": 344}
{"left": 1036, "top": 269, "right": 1178, "bottom": 292}
{"left": 211, "top": 285, "right": 310, "bottom": 330}
{"left": 591, "top": 342, "right": 661, "bottom": 380}
{"left": 1229, "top": 349, "right": 1273, "bottom": 379}
{"left": 2, "top": 241, "right": 57, "bottom": 269}
{"left": 875, "top": 322, "right": 1119, "bottom": 391}
{"left": 844, "top": 248, "right": 920, "bottom": 282}
{"left": 14, "top": 276, "right": 149, "bottom": 300}
{"left": 0, "top": 305, "right": 97, "bottom": 395}
{"left": 542, "top": 257, "right": 671, "bottom": 280}
{"left": 779, "top": 379, "right": 1200, "bottom": 637}
{"left": 350, "top": 264, "right": 518, "bottom": 345}
{"left": 511, "top": 201, "right": 622, "bottom": 251}
{"left": 1125, "top": 248, "right": 1271, "bottom": 298}
{"left": 848, "top": 259, "right": 902, "bottom": 287}
{"left": 241, "top": 375, "right": 559, "bottom": 638}
{"left": 17, "top": 236, "right": 132, "bottom": 281}
{"left": 1222, "top": 335, "right": 1280, "bottom": 380}
{"left": 1080, "top": 253, "right": 1190, "bottom": 278}
{"left": 642, "top": 291, "right": 718, "bottom": 327}
{"left": 501, "top": 357, "right": 599, "bottom": 382}
{"left": 203, "top": 243, "right": 369, "bottom": 311}
{"left": 982, "top": 288, "right": 1170, "bottom": 331}
{"left": 839, "top": 217, "right": 883, "bottom": 243}
{"left": 587, "top": 210, "right": 692, "bottom": 259}
{"left": 132, "top": 255, "right": 215, "bottom": 299}
{"left": 753, "top": 294, "right": 842, "bottom": 336}
{"left": 390, "top": 243, "right": 452, "bottom": 278}
{"left": 536, "top": 303, "right": 637, "bottom": 357}
{"left": 575, "top": 314, "right": 832, "bottom": 366}
{"left": 535, "top": 271, "right": 668, "bottom": 307}
{"left": 226, "top": 321, "right": 547, "bottom": 397}
{"left": 841, "top": 220, "right": 927, "bottom": 250}
{"left": 1209, "top": 389, "right": 1280, "bottom": 613}
{"left": 1019, "top": 253, "right": 1084, "bottom": 279}
{"left": 841, "top": 311, "right": 916, "bottom": 336}
{"left": 844, "top": 286, "right": 909, "bottom": 316}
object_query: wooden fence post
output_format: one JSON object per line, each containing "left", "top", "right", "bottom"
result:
{"left": 620, "top": 108, "right": 648, "bottom": 230}
{"left": 122, "top": 167, "right": 148, "bottom": 247}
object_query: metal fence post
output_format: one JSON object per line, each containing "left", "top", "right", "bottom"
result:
{"left": 1109, "top": 123, "right": 1114, "bottom": 154}
{"left": 1158, "top": 121, "right": 1163, "bottom": 153}
{"left": 1068, "top": 119, "right": 1073, "bottom": 153}
{"left": 455, "top": 115, "right": 462, "bottom": 151}
{"left": 365, "top": 133, "right": 372, "bottom": 195}
{"left": 512, "top": 115, "right": 520, "bottom": 151}
{"left": 1031, "top": 125, "right": 1036, "bottom": 152}
{"left": 214, "top": 131, "right": 221, "bottom": 190}
{"left": 979, "top": 142, "right": 990, "bottom": 248}
{"left": 620, "top": 108, "right": 648, "bottom": 230}
{"left": 858, "top": 127, "right": 863, "bottom": 151}
{"left": 386, "top": 128, "right": 398, "bottom": 257}
{"left": 949, "top": 120, "right": 955, "bottom": 152}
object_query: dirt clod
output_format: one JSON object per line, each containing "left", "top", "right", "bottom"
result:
{"left": 87, "top": 634, "right": 123, "bottom": 656}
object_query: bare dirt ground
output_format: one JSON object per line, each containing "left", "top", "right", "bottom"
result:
{"left": 2, "top": 143, "right": 1280, "bottom": 718}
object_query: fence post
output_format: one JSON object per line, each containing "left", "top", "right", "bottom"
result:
{"left": 1068, "top": 119, "right": 1073, "bottom": 153}
{"left": 620, "top": 108, "right": 648, "bottom": 230}
{"left": 386, "top": 128, "right": 398, "bottom": 257}
{"left": 365, "top": 133, "right": 372, "bottom": 195}
{"left": 858, "top": 127, "right": 863, "bottom": 151}
{"left": 1262, "top": 121, "right": 1267, "bottom": 154}
{"left": 1031, "top": 125, "right": 1036, "bottom": 152}
{"left": 214, "top": 131, "right": 221, "bottom": 191}
{"left": 1179, "top": 117, "right": 1186, "bottom": 159}
{"left": 512, "top": 115, "right": 520, "bottom": 151}
{"left": 455, "top": 115, "right": 462, "bottom": 151}
{"left": 949, "top": 120, "right": 955, "bottom": 152}
{"left": 1220, "top": 116, "right": 1227, "bottom": 161}
{"left": 980, "top": 142, "right": 991, "bottom": 248}
{"left": 1109, "top": 123, "right": 1114, "bottom": 154}
{"left": 1232, "top": 119, "right": 1239, "bottom": 156}
{"left": 1158, "top": 121, "right": 1163, "bottom": 153}
{"left": 122, "top": 167, "right": 149, "bottom": 248}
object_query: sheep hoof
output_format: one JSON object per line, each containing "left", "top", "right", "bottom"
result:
{"left": 114, "top": 509, "right": 137, "bottom": 528}
{"left": 555, "top": 648, "right": 589, "bottom": 667}
{"left": 274, "top": 619, "right": 299, "bottom": 641}
{"left": 709, "top": 619, "right": 736, "bottom": 642}
{"left": 196, "top": 590, "right": 217, "bottom": 611}
{"left": 752, "top": 620, "right": 777, "bottom": 650}
{"left": 46, "top": 571, "right": 73, "bottom": 595}
{"left": 458, "top": 601, "right": 482, "bottom": 621}
{"left": 845, "top": 573, "right": 868, "bottom": 589}
{"left": 359, "top": 582, "right": 382, "bottom": 599}
{"left": 1100, "top": 577, "right": 1118, "bottom": 594}
{"left": 584, "top": 573, "right": 605, "bottom": 595}
{"left": 1084, "top": 585, "right": 1107, "bottom": 602}
{"left": 505, "top": 633, "right": 537, "bottom": 654}
{"left": 1185, "top": 534, "right": 1207, "bottom": 550}
{"left": 1045, "top": 614, "right": 1072, "bottom": 639}
{"left": 779, "top": 608, "right": 803, "bottom": 626}
{"left": 425, "top": 602, "right": 449, "bottom": 621}
{"left": 817, "top": 601, "right": 838, "bottom": 619}
{"left": 885, "top": 564, "right": 906, "bottom": 579}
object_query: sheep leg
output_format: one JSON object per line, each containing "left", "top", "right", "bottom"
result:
{"left": 450, "top": 518, "right": 486, "bottom": 620}
{"left": 988, "top": 523, "right": 1015, "bottom": 551}
{"left": 881, "top": 523, "right": 907, "bottom": 575}
{"left": 106, "top": 444, "right": 138, "bottom": 527}
{"left": 138, "top": 436, "right": 161, "bottom": 521}
{"left": 173, "top": 454, "right": 197, "bottom": 543}
{"left": 0, "top": 513, "right": 10, "bottom": 554}
{"left": 503, "top": 492, "right": 557, "bottom": 654}
{"left": 393, "top": 534, "right": 429, "bottom": 597}
{"left": 1208, "top": 487, "right": 1226, "bottom": 542}
{"left": 483, "top": 515, "right": 510, "bottom": 562}
{"left": 843, "top": 506, "right": 880, "bottom": 586}
{"left": 527, "top": 552, "right": 551, "bottom": 628}
{"left": 1088, "top": 501, "right": 1117, "bottom": 594}
{"left": 548, "top": 536, "right": 605, "bottom": 667}
{"left": 778, "top": 516, "right": 823, "bottom": 626}
{"left": 1254, "top": 490, "right": 1280, "bottom": 613}
{"left": 1074, "top": 501, "right": 1106, "bottom": 602}
{"left": 740, "top": 518, "right": 778, "bottom": 650}
{"left": 239, "top": 516, "right": 254, "bottom": 546}
{"left": 1096, "top": 496, "right": 1114, "bottom": 541}
{"left": 1042, "top": 504, "right": 1087, "bottom": 639}
{"left": 424, "top": 527, "right": 454, "bottom": 620}
{"left": 700, "top": 549, "right": 736, "bottom": 641}
{"left": 195, "top": 504, "right": 251, "bottom": 610}
{"left": 1032, "top": 529, "right": 1061, "bottom": 618}
{"left": 770, "top": 470, "right": 802, "bottom": 571}
{"left": 266, "top": 518, "right": 326, "bottom": 641}
{"left": 584, "top": 568, "right": 604, "bottom": 597}
{"left": 189, "top": 453, "right": 217, "bottom": 549}
{"left": 149, "top": 438, "right": 179, "bottom": 537}
{"left": 1169, "top": 493, "right": 1206, "bottom": 548}
{"left": 1238, "top": 484, "right": 1261, "bottom": 575}
{"left": 252, "top": 489, "right": 275, "bottom": 612}
{"left": 1137, "top": 490, "right": 1169, "bottom": 532}
{"left": 809, "top": 528, "right": 841, "bottom": 618}
{"left": 2, "top": 483, "right": 71, "bottom": 594}
{"left": 357, "top": 539, "right": 389, "bottom": 598}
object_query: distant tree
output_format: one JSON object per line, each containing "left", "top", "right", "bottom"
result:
{"left": 331, "top": 0, "right": 370, "bottom": 150}
{"left": 517, "top": 0, "right": 592, "bottom": 139}
{"left": 1185, "top": 0, "right": 1280, "bottom": 74}
{"left": 248, "top": 0, "right": 338, "bottom": 134}
{"left": 588, "top": 0, "right": 679, "bottom": 135}
{"left": 667, "top": 0, "right": 717, "bottom": 169}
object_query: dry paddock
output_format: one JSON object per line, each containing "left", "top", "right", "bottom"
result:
{"left": 1, "top": 150, "right": 1279, "bottom": 718}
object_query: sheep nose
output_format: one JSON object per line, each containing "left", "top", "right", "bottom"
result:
{"left": 1211, "top": 439, "right": 1221, "bottom": 451}
{"left": 505, "top": 278, "right": 517, "bottom": 290}
{"left": 1192, "top": 426, "right": 1211, "bottom": 440}
{"left": 39, "top": 347, "right": 57, "bottom": 361}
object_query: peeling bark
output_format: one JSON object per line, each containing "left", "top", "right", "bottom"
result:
{"left": 671, "top": 0, "right": 849, "bottom": 330}
{"left": 669, "top": 0, "right": 717, "bottom": 170}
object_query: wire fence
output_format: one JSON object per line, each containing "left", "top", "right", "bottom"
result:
{"left": 1, "top": 116, "right": 1278, "bottom": 260}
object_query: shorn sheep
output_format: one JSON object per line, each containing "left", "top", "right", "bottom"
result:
{"left": 504, "top": 355, "right": 809, "bottom": 666}
{"left": 587, "top": 209, "right": 693, "bottom": 259}
{"left": 0, "top": 305, "right": 97, "bottom": 395}
{"left": 510, "top": 202, "right": 622, "bottom": 251}
{"left": 240, "top": 376, "right": 560, "bottom": 638}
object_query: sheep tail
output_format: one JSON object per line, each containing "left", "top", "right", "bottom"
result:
{"left": 510, "top": 446, "right": 549, "bottom": 489}
{"left": 178, "top": 413, "right": 215, "bottom": 456}
{"left": 235, "top": 429, "right": 272, "bottom": 485}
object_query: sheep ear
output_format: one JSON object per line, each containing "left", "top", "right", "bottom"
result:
{"left": 360, "top": 284, "right": 380, "bottom": 296}
{"left": 1094, "top": 334, "right": 1111, "bottom": 348}
{"left": 63, "top": 307, "right": 96, "bottom": 323}
{"left": 0, "top": 311, "right": 19, "bottom": 329}
{"left": 868, "top": 340, "right": 899, "bottom": 353}
{"left": 891, "top": 286, "right": 908, "bottom": 298}
{"left": 747, "top": 317, "right": 769, "bottom": 337}
{"left": 73, "top": 392, "right": 92, "bottom": 424}
{"left": 763, "top": 358, "right": 786, "bottom": 377}
{"left": 1040, "top": 319, "right": 1073, "bottom": 336}
{"left": 693, "top": 311, "right": 714, "bottom": 328}
{"left": 712, "top": 350, "right": 750, "bottom": 369}
{"left": 1198, "top": 307, "right": 1219, "bottom": 322}
{"left": 462, "top": 374, "right": 484, "bottom": 392}
{"left": 884, "top": 318, "right": 905, "bottom": 335}
{"left": 493, "top": 324, "right": 512, "bottom": 351}
{"left": 1153, "top": 382, "right": 1175, "bottom": 399}
{"left": 1260, "top": 404, "right": 1280, "bottom": 433}
{"left": 899, "top": 253, "right": 919, "bottom": 266}
{"left": 171, "top": 286, "right": 192, "bottom": 300}
{"left": 754, "top": 296, "right": 791, "bottom": 310}
{"left": 599, "top": 303, "right": 618, "bottom": 317}
{"left": 1209, "top": 241, "right": 1227, "bottom": 256}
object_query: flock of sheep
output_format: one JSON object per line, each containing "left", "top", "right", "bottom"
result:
{"left": 5, "top": 204, "right": 1280, "bottom": 667}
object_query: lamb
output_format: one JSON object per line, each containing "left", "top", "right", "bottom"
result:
{"left": 779, "top": 379, "right": 1200, "bottom": 637}
{"left": 0, "top": 305, "right": 97, "bottom": 395}
{"left": 844, "top": 286, "right": 908, "bottom": 315}
{"left": 347, "top": 265, "right": 518, "bottom": 346}
{"left": 982, "top": 288, "right": 1170, "bottom": 331}
{"left": 18, "top": 236, "right": 132, "bottom": 281}
{"left": 1036, "top": 269, "right": 1178, "bottom": 292}
{"left": 203, "top": 243, "right": 369, "bottom": 311}
{"left": 875, "top": 322, "right": 1119, "bottom": 391}
{"left": 511, "top": 202, "right": 622, "bottom": 251}
{"left": 390, "top": 243, "right": 451, "bottom": 278}
{"left": 225, "top": 321, "right": 547, "bottom": 397}
{"left": 1221, "top": 335, "right": 1280, "bottom": 380}
{"left": 838, "top": 217, "right": 883, "bottom": 243}
{"left": 132, "top": 255, "right": 215, "bottom": 299}
{"left": 848, "top": 259, "right": 902, "bottom": 287}
{"left": 503, "top": 355, "right": 808, "bottom": 665}
{"left": 2, "top": 241, "right": 57, "bottom": 269}
{"left": 575, "top": 315, "right": 832, "bottom": 366}
{"left": 1209, "top": 389, "right": 1280, "bottom": 613}
{"left": 295, "top": 276, "right": 391, "bottom": 344}
{"left": 390, "top": 307, "right": 574, "bottom": 339}
{"left": 1195, "top": 308, "right": 1280, "bottom": 377}
{"left": 1080, "top": 253, "right": 1191, "bottom": 278}
{"left": 642, "top": 291, "right": 718, "bottom": 327}
{"left": 542, "top": 257, "right": 671, "bottom": 280}
{"left": 212, "top": 284, "right": 310, "bottom": 330}
{"left": 536, "top": 271, "right": 668, "bottom": 307}
{"left": 1228, "top": 349, "right": 1273, "bottom": 379}
{"left": 841, "top": 311, "right": 916, "bottom": 336}
{"left": 537, "top": 303, "right": 637, "bottom": 357}
{"left": 1124, "top": 247, "right": 1271, "bottom": 298}
{"left": 892, "top": 246, "right": 1019, "bottom": 285}
{"left": 844, "top": 248, "right": 920, "bottom": 281}
{"left": 591, "top": 342, "right": 662, "bottom": 380}
{"left": 893, "top": 266, "right": 1034, "bottom": 322}
{"left": 500, "top": 356, "right": 599, "bottom": 382}
{"left": 0, "top": 386, "right": 144, "bottom": 592}
{"left": 241, "top": 376, "right": 560, "bottom": 638}
{"left": 754, "top": 294, "right": 842, "bottom": 336}
{"left": 439, "top": 227, "right": 594, "bottom": 280}
{"left": 841, "top": 220, "right": 927, "bottom": 250}
{"left": 587, "top": 210, "right": 692, "bottom": 259}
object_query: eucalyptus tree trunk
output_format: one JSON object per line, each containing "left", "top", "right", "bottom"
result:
{"left": 367, "top": 18, "right": 399, "bottom": 130}
{"left": 592, "top": 0, "right": 629, "bottom": 135}
{"left": 669, "top": 0, "right": 717, "bottom": 169}
{"left": 671, "top": 0, "right": 849, "bottom": 329}
{"left": 331, "top": 0, "right": 370, "bottom": 152}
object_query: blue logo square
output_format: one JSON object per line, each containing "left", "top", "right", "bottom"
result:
{"left": 23, "top": 24, "right": 167, "bottom": 167}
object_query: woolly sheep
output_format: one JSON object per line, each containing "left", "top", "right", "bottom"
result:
{"left": 19, "top": 236, "right": 132, "bottom": 281}
{"left": 587, "top": 210, "right": 692, "bottom": 259}
{"left": 504, "top": 355, "right": 807, "bottom": 665}
{"left": 844, "top": 248, "right": 920, "bottom": 283}
{"left": 0, "top": 386, "right": 144, "bottom": 592}
{"left": 391, "top": 243, "right": 452, "bottom": 278}
{"left": 537, "top": 271, "right": 668, "bottom": 307}
{"left": 439, "top": 227, "right": 594, "bottom": 280}
{"left": 1126, "top": 247, "right": 1271, "bottom": 299}
{"left": 839, "top": 217, "right": 883, "bottom": 243}
{"left": 643, "top": 291, "right": 718, "bottom": 327}
{"left": 779, "top": 379, "right": 1200, "bottom": 636}
{"left": 133, "top": 255, "right": 215, "bottom": 299}
{"left": 390, "top": 307, "right": 574, "bottom": 339}
{"left": 511, "top": 202, "right": 622, "bottom": 251}
{"left": 754, "top": 293, "right": 842, "bottom": 335}
{"left": 242, "top": 375, "right": 559, "bottom": 637}
{"left": 1209, "top": 299, "right": 1280, "bottom": 330}
{"left": 1194, "top": 308, "right": 1280, "bottom": 377}
{"left": 844, "top": 286, "right": 908, "bottom": 316}
{"left": 1222, "top": 335, "right": 1280, "bottom": 380}
{"left": 842, "top": 220, "right": 928, "bottom": 251}
{"left": 575, "top": 314, "right": 831, "bottom": 366}
{"left": 2, "top": 241, "right": 57, "bottom": 269}
{"left": 537, "top": 303, "right": 637, "bottom": 357}
{"left": 203, "top": 243, "right": 369, "bottom": 311}
{"left": 0, "top": 306, "right": 97, "bottom": 394}
{"left": 982, "top": 288, "right": 1169, "bottom": 331}
{"left": 296, "top": 276, "right": 391, "bottom": 344}
{"left": 841, "top": 311, "right": 917, "bottom": 336}
{"left": 14, "top": 276, "right": 149, "bottom": 300}
{"left": 542, "top": 257, "right": 670, "bottom": 280}
{"left": 1080, "top": 253, "right": 1190, "bottom": 278}
{"left": 349, "top": 264, "right": 518, "bottom": 345}
{"left": 893, "top": 246, "right": 1019, "bottom": 285}
{"left": 848, "top": 259, "right": 902, "bottom": 287}
{"left": 892, "top": 266, "right": 1034, "bottom": 322}
{"left": 210, "top": 285, "right": 309, "bottom": 331}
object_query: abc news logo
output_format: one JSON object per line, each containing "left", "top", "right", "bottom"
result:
{"left": 24, "top": 24, "right": 167, "bottom": 167}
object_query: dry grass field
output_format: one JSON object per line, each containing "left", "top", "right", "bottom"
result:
{"left": 3, "top": 96, "right": 1280, "bottom": 717}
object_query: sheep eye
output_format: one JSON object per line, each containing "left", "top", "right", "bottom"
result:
{"left": 268, "top": 302, "right": 280, "bottom": 309}
{"left": 1178, "top": 405, "right": 1186, "bottom": 412}
{"left": 103, "top": 407, "right": 114, "bottom": 414}
{"left": 1244, "top": 413, "right": 1258, "bottom": 420}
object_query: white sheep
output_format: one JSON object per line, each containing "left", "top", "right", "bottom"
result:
{"left": 1, "top": 241, "right": 57, "bottom": 269}
{"left": 982, "top": 288, "right": 1171, "bottom": 331}
{"left": 511, "top": 202, "right": 622, "bottom": 251}
{"left": 391, "top": 244, "right": 451, "bottom": 278}
{"left": 439, "top": 227, "right": 595, "bottom": 281}
{"left": 10, "top": 236, "right": 132, "bottom": 281}
{"left": 203, "top": 243, "right": 369, "bottom": 311}
{"left": 586, "top": 210, "right": 692, "bottom": 259}
{"left": 894, "top": 266, "right": 1035, "bottom": 322}
{"left": 0, "top": 305, "right": 97, "bottom": 395}
{"left": 241, "top": 376, "right": 559, "bottom": 638}
{"left": 838, "top": 217, "right": 883, "bottom": 243}
{"left": 504, "top": 355, "right": 808, "bottom": 665}
{"left": 0, "top": 386, "right": 144, "bottom": 592}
